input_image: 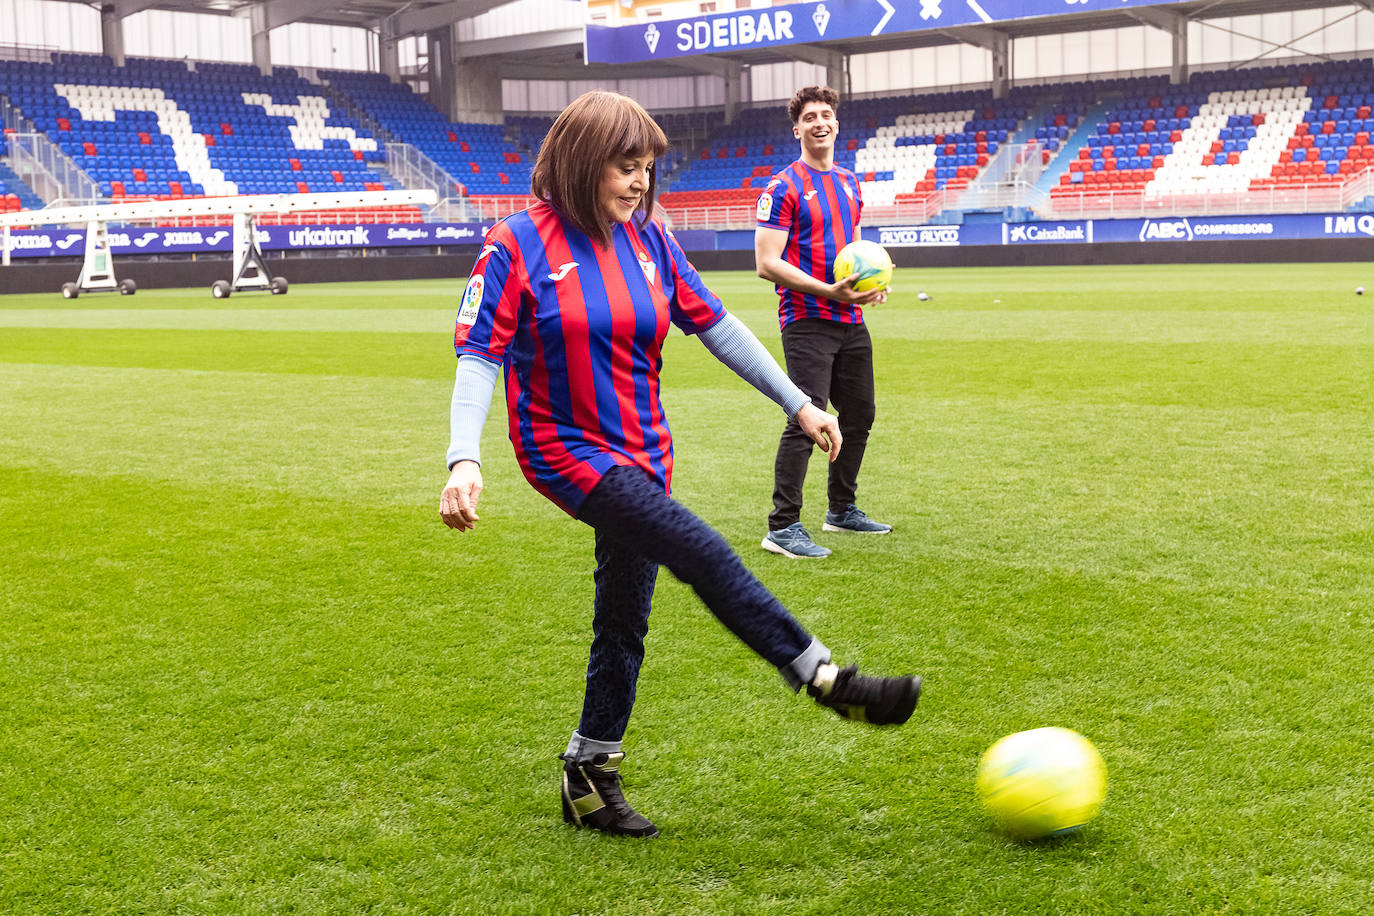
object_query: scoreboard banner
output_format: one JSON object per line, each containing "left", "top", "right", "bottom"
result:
{"left": 585, "top": 0, "right": 1185, "bottom": 65}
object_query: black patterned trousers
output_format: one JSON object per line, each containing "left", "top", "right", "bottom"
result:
{"left": 575, "top": 464, "right": 818, "bottom": 740}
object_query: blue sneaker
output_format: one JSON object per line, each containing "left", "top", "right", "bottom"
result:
{"left": 762, "top": 523, "right": 831, "bottom": 559}
{"left": 822, "top": 505, "right": 892, "bottom": 534}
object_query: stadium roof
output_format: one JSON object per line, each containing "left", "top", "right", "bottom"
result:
{"left": 86, "top": 1, "right": 518, "bottom": 36}
{"left": 65, "top": 0, "right": 1374, "bottom": 81}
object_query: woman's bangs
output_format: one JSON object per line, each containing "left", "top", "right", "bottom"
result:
{"left": 613, "top": 107, "right": 668, "bottom": 162}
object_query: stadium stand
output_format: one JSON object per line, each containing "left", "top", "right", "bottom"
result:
{"left": 0, "top": 53, "right": 420, "bottom": 223}
{"left": 321, "top": 69, "right": 530, "bottom": 196}
{"left": 657, "top": 88, "right": 1027, "bottom": 225}
{"left": 1049, "top": 59, "right": 1374, "bottom": 214}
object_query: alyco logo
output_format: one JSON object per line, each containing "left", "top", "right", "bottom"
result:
{"left": 878, "top": 226, "right": 959, "bottom": 247}
{"left": 1139, "top": 219, "right": 1193, "bottom": 242}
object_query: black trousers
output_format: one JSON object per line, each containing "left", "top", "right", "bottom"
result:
{"left": 576, "top": 465, "right": 814, "bottom": 740}
{"left": 769, "top": 318, "right": 877, "bottom": 530}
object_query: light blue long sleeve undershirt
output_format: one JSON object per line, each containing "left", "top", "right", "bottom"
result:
{"left": 446, "top": 311, "right": 810, "bottom": 469}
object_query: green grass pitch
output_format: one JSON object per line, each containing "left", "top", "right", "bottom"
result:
{"left": 2, "top": 263, "right": 1371, "bottom": 913}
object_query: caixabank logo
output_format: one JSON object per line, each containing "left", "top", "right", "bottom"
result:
{"left": 1006, "top": 223, "right": 1088, "bottom": 244}
{"left": 1139, "top": 218, "right": 1193, "bottom": 242}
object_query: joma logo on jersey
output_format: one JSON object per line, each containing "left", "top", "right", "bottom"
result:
{"left": 548, "top": 261, "right": 579, "bottom": 281}
{"left": 457, "top": 275, "right": 484, "bottom": 326}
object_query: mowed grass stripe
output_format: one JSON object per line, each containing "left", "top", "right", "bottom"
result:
{"left": 0, "top": 329, "right": 456, "bottom": 378}
{"left": 4, "top": 326, "right": 1371, "bottom": 410}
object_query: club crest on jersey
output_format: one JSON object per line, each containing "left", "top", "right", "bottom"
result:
{"left": 548, "top": 261, "right": 579, "bottom": 281}
{"left": 457, "top": 275, "right": 484, "bottom": 326}
{"left": 637, "top": 251, "right": 656, "bottom": 284}
{"left": 756, "top": 193, "right": 772, "bottom": 221}
{"left": 842, "top": 183, "right": 853, "bottom": 199}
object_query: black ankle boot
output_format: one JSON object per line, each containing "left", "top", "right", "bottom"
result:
{"left": 560, "top": 751, "right": 658, "bottom": 838}
{"left": 808, "top": 662, "right": 922, "bottom": 725}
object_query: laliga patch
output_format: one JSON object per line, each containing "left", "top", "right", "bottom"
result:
{"left": 756, "top": 193, "right": 772, "bottom": 222}
{"left": 637, "top": 251, "right": 656, "bottom": 284}
{"left": 457, "top": 274, "right": 484, "bottom": 326}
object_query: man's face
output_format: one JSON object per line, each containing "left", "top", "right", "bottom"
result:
{"left": 794, "top": 100, "right": 838, "bottom": 157}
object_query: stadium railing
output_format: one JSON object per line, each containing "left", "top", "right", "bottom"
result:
{"left": 2, "top": 131, "right": 100, "bottom": 206}
{"left": 1040, "top": 175, "right": 1374, "bottom": 220}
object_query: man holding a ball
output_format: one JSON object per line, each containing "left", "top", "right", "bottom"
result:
{"left": 754, "top": 85, "right": 892, "bottom": 559}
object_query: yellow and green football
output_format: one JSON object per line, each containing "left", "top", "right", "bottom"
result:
{"left": 976, "top": 727, "right": 1107, "bottom": 840}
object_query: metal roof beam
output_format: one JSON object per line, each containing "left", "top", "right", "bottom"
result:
{"left": 449, "top": 27, "right": 582, "bottom": 60}
{"left": 391, "top": 1, "right": 514, "bottom": 37}
{"left": 939, "top": 24, "right": 1006, "bottom": 53}
{"left": 657, "top": 54, "right": 741, "bottom": 78}
{"left": 785, "top": 42, "right": 844, "bottom": 70}
{"left": 1127, "top": 7, "right": 1185, "bottom": 34}
{"left": 236, "top": 0, "right": 349, "bottom": 33}
{"left": 110, "top": 1, "right": 163, "bottom": 18}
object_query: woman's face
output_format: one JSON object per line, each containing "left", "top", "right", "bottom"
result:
{"left": 600, "top": 152, "right": 655, "bottom": 224}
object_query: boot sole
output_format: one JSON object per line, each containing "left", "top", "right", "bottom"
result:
{"left": 562, "top": 790, "right": 659, "bottom": 838}
{"left": 821, "top": 523, "right": 892, "bottom": 534}
{"left": 761, "top": 537, "right": 830, "bottom": 559}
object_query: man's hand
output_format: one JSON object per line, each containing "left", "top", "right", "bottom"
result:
{"left": 796, "top": 403, "right": 842, "bottom": 462}
{"left": 828, "top": 273, "right": 890, "bottom": 305}
{"left": 439, "top": 460, "right": 483, "bottom": 531}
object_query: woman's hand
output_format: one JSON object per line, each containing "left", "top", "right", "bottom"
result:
{"left": 439, "top": 460, "right": 483, "bottom": 531}
{"left": 796, "top": 403, "right": 843, "bottom": 462}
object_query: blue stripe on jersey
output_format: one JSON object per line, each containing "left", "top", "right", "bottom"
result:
{"left": 563, "top": 228, "right": 632, "bottom": 457}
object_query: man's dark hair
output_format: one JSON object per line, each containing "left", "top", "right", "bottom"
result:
{"left": 788, "top": 86, "right": 840, "bottom": 124}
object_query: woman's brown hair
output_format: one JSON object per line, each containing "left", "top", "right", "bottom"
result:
{"left": 530, "top": 91, "right": 668, "bottom": 247}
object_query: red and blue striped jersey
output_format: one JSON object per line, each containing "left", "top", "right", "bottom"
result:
{"left": 454, "top": 202, "right": 726, "bottom": 516}
{"left": 756, "top": 159, "right": 864, "bottom": 328}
